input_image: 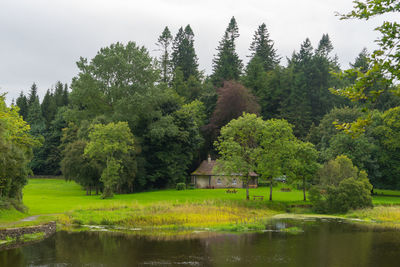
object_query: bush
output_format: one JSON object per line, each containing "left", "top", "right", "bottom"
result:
{"left": 176, "top": 183, "right": 186, "bottom": 190}
{"left": 308, "top": 186, "right": 327, "bottom": 213}
{"left": 309, "top": 177, "right": 373, "bottom": 213}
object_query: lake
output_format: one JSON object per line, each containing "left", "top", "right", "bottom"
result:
{"left": 1, "top": 218, "right": 400, "bottom": 266}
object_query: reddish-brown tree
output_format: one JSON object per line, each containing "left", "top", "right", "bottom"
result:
{"left": 204, "top": 80, "right": 260, "bottom": 146}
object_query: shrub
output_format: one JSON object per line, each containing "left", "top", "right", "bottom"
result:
{"left": 326, "top": 178, "right": 373, "bottom": 213}
{"left": 308, "top": 186, "right": 327, "bottom": 213}
{"left": 310, "top": 177, "right": 373, "bottom": 213}
{"left": 176, "top": 183, "right": 186, "bottom": 190}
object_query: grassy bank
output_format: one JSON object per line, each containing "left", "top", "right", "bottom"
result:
{"left": 2, "top": 179, "right": 400, "bottom": 231}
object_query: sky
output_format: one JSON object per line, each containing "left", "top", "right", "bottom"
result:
{"left": 0, "top": 0, "right": 396, "bottom": 103}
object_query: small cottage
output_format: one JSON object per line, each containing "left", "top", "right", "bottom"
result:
{"left": 190, "top": 156, "right": 258, "bottom": 189}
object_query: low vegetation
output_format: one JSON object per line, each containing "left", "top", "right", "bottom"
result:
{"left": 2, "top": 179, "right": 400, "bottom": 233}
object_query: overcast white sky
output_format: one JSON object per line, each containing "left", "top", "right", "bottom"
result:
{"left": 0, "top": 0, "right": 397, "bottom": 103}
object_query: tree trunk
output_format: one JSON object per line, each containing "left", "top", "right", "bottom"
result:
{"left": 96, "top": 187, "right": 99, "bottom": 195}
{"left": 246, "top": 183, "right": 249, "bottom": 200}
{"left": 303, "top": 177, "right": 306, "bottom": 201}
{"left": 86, "top": 187, "right": 89, "bottom": 196}
{"left": 269, "top": 178, "right": 273, "bottom": 201}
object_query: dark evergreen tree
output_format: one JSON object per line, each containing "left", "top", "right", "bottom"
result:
{"left": 212, "top": 17, "right": 243, "bottom": 85}
{"left": 62, "top": 83, "right": 69, "bottom": 106}
{"left": 248, "top": 23, "right": 279, "bottom": 72}
{"left": 157, "top": 26, "right": 173, "bottom": 83}
{"left": 41, "top": 89, "right": 57, "bottom": 128}
{"left": 27, "top": 98, "right": 46, "bottom": 137}
{"left": 171, "top": 25, "right": 199, "bottom": 81}
{"left": 16, "top": 91, "right": 28, "bottom": 119}
{"left": 28, "top": 83, "right": 39, "bottom": 106}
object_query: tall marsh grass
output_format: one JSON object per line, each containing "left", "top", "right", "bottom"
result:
{"left": 67, "top": 200, "right": 278, "bottom": 229}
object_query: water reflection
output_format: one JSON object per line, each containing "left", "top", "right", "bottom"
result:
{"left": 1, "top": 219, "right": 400, "bottom": 266}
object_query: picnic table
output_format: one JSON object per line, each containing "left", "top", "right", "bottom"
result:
{"left": 253, "top": 195, "right": 264, "bottom": 200}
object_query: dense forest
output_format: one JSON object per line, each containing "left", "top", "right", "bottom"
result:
{"left": 2, "top": 12, "right": 400, "bottom": 201}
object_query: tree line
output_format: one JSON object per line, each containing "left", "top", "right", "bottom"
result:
{"left": 6, "top": 13, "right": 400, "bottom": 200}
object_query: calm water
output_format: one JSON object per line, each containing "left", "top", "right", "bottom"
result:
{"left": 2, "top": 219, "right": 400, "bottom": 267}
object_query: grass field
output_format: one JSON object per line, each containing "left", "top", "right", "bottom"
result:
{"left": 2, "top": 179, "right": 400, "bottom": 230}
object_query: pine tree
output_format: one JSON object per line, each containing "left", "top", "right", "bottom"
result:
{"left": 350, "top": 48, "right": 369, "bottom": 73}
{"left": 248, "top": 23, "right": 279, "bottom": 72}
{"left": 315, "top": 33, "right": 334, "bottom": 57}
{"left": 156, "top": 26, "right": 173, "bottom": 83}
{"left": 41, "top": 89, "right": 57, "bottom": 128}
{"left": 171, "top": 25, "right": 199, "bottom": 81}
{"left": 16, "top": 91, "right": 28, "bottom": 119}
{"left": 54, "top": 81, "right": 65, "bottom": 107}
{"left": 28, "top": 83, "right": 39, "bottom": 106}
{"left": 27, "top": 98, "right": 46, "bottom": 137}
{"left": 212, "top": 17, "right": 243, "bottom": 85}
{"left": 62, "top": 83, "right": 69, "bottom": 106}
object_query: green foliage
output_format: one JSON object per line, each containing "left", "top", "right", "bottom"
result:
{"left": 325, "top": 178, "right": 373, "bottom": 213}
{"left": 310, "top": 155, "right": 373, "bottom": 213}
{"left": 212, "top": 17, "right": 243, "bottom": 85}
{"left": 215, "top": 113, "right": 265, "bottom": 200}
{"left": 331, "top": 0, "right": 400, "bottom": 135}
{"left": 68, "top": 41, "right": 159, "bottom": 121}
{"left": 318, "top": 155, "right": 359, "bottom": 186}
{"left": 176, "top": 182, "right": 186, "bottom": 190}
{"left": 0, "top": 95, "right": 37, "bottom": 202}
{"left": 290, "top": 141, "right": 320, "bottom": 201}
{"left": 248, "top": 23, "right": 279, "bottom": 72}
{"left": 171, "top": 25, "right": 199, "bottom": 81}
{"left": 84, "top": 122, "right": 135, "bottom": 198}
{"left": 157, "top": 26, "right": 173, "bottom": 83}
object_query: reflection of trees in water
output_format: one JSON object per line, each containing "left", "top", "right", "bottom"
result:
{"left": 3, "top": 222, "right": 400, "bottom": 266}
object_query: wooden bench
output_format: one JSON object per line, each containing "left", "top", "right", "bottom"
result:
{"left": 253, "top": 195, "right": 264, "bottom": 200}
{"left": 280, "top": 188, "right": 291, "bottom": 192}
{"left": 226, "top": 189, "right": 237, "bottom": 194}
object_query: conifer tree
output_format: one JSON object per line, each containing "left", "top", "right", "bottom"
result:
{"left": 248, "top": 23, "right": 279, "bottom": 72}
{"left": 157, "top": 26, "right": 173, "bottom": 83}
{"left": 16, "top": 91, "right": 28, "bottom": 119}
{"left": 41, "top": 89, "right": 57, "bottom": 128}
{"left": 27, "top": 98, "right": 45, "bottom": 137}
{"left": 171, "top": 25, "right": 199, "bottom": 81}
{"left": 62, "top": 83, "right": 69, "bottom": 106}
{"left": 28, "top": 83, "right": 39, "bottom": 106}
{"left": 212, "top": 17, "right": 243, "bottom": 85}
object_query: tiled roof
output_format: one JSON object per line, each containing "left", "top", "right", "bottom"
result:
{"left": 191, "top": 160, "right": 258, "bottom": 177}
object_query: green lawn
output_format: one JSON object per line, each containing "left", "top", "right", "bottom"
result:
{"left": 22, "top": 179, "right": 305, "bottom": 215}
{"left": 2, "top": 179, "right": 400, "bottom": 228}
{"left": 19, "top": 179, "right": 400, "bottom": 215}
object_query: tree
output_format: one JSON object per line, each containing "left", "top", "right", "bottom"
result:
{"left": 248, "top": 23, "right": 279, "bottom": 72}
{"left": 156, "top": 26, "right": 173, "bottom": 83}
{"left": 212, "top": 17, "right": 243, "bottom": 85}
{"left": 291, "top": 141, "right": 320, "bottom": 201}
{"left": 205, "top": 81, "right": 260, "bottom": 143}
{"left": 171, "top": 25, "right": 199, "bottom": 81}
{"left": 41, "top": 89, "right": 57, "bottom": 128}
{"left": 28, "top": 83, "right": 39, "bottom": 106}
{"left": 330, "top": 0, "right": 400, "bottom": 135}
{"left": 84, "top": 122, "right": 135, "bottom": 198}
{"left": 318, "top": 155, "right": 359, "bottom": 186}
{"left": 0, "top": 95, "right": 37, "bottom": 202}
{"left": 258, "top": 119, "right": 298, "bottom": 201}
{"left": 15, "top": 91, "right": 28, "bottom": 120}
{"left": 68, "top": 41, "right": 159, "bottom": 122}
{"left": 215, "top": 113, "right": 265, "bottom": 200}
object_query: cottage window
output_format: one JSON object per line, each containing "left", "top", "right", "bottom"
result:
{"left": 232, "top": 178, "right": 237, "bottom": 185}
{"left": 217, "top": 178, "right": 222, "bottom": 185}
